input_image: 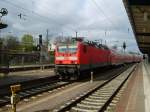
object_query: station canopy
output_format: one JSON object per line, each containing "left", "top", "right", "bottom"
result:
{"left": 123, "top": 0, "right": 150, "bottom": 54}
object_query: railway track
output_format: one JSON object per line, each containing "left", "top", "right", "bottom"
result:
{"left": 53, "top": 64, "right": 137, "bottom": 112}
{"left": 0, "top": 64, "right": 134, "bottom": 111}
{"left": 0, "top": 75, "right": 73, "bottom": 107}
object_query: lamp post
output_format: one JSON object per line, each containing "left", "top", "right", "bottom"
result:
{"left": 0, "top": 8, "right": 8, "bottom": 76}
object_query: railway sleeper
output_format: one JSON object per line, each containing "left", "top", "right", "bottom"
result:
{"left": 93, "top": 93, "right": 112, "bottom": 96}
{"left": 97, "top": 89, "right": 117, "bottom": 93}
{"left": 71, "top": 107, "right": 98, "bottom": 112}
{"left": 18, "top": 92, "right": 30, "bottom": 96}
{"left": 25, "top": 90, "right": 36, "bottom": 94}
{"left": 102, "top": 85, "right": 118, "bottom": 88}
{"left": 76, "top": 103, "right": 101, "bottom": 110}
{"left": 111, "top": 100, "right": 119, "bottom": 104}
{"left": 106, "top": 106, "right": 116, "bottom": 112}
{"left": 96, "top": 89, "right": 115, "bottom": 93}
{"left": 81, "top": 100, "right": 105, "bottom": 106}
{"left": 94, "top": 91, "right": 113, "bottom": 94}
{"left": 0, "top": 99, "right": 7, "bottom": 103}
{"left": 30, "top": 89, "right": 42, "bottom": 92}
{"left": 84, "top": 98, "right": 107, "bottom": 103}
{"left": 4, "top": 96, "right": 10, "bottom": 99}
{"left": 89, "top": 95, "right": 110, "bottom": 99}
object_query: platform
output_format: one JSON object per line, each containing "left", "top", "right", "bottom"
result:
{"left": 116, "top": 61, "right": 150, "bottom": 112}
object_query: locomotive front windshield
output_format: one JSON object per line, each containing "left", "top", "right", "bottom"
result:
{"left": 58, "top": 45, "right": 77, "bottom": 53}
{"left": 58, "top": 46, "right": 67, "bottom": 52}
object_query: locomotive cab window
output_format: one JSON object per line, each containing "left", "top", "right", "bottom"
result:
{"left": 58, "top": 46, "right": 67, "bottom": 52}
{"left": 58, "top": 45, "right": 77, "bottom": 53}
{"left": 68, "top": 45, "right": 77, "bottom": 53}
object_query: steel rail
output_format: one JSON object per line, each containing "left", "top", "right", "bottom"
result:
{"left": 53, "top": 64, "right": 137, "bottom": 112}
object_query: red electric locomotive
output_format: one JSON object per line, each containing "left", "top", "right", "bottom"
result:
{"left": 55, "top": 38, "right": 111, "bottom": 79}
{"left": 55, "top": 37, "right": 142, "bottom": 79}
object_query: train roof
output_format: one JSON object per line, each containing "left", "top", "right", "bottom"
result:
{"left": 110, "top": 48, "right": 142, "bottom": 57}
{"left": 56, "top": 37, "right": 110, "bottom": 50}
{"left": 83, "top": 41, "right": 109, "bottom": 50}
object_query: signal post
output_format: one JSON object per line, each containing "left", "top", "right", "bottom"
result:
{"left": 10, "top": 84, "right": 21, "bottom": 112}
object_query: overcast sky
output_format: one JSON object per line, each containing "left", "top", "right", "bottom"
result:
{"left": 0, "top": 0, "right": 140, "bottom": 52}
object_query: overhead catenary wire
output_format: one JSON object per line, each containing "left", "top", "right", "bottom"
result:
{"left": 100, "top": 0, "right": 132, "bottom": 34}
{"left": 2, "top": 0, "right": 113, "bottom": 37}
{"left": 1, "top": 0, "right": 76, "bottom": 32}
{"left": 1, "top": 0, "right": 47, "bottom": 23}
{"left": 17, "top": 0, "right": 65, "bottom": 18}
{"left": 90, "top": 0, "right": 119, "bottom": 30}
{"left": 1, "top": 0, "right": 126, "bottom": 39}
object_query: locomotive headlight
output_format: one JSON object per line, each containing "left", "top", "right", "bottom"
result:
{"left": 56, "top": 56, "right": 64, "bottom": 60}
{"left": 71, "top": 61, "right": 77, "bottom": 64}
{"left": 69, "top": 56, "right": 77, "bottom": 60}
{"left": 74, "top": 61, "right": 77, "bottom": 64}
